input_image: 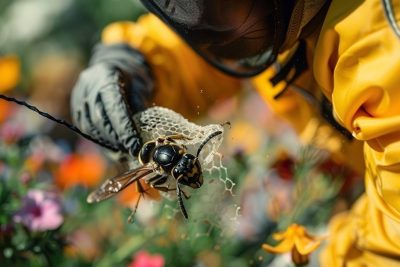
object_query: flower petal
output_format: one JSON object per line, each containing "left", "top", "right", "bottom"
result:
{"left": 129, "top": 251, "right": 165, "bottom": 267}
{"left": 294, "top": 235, "right": 323, "bottom": 255}
{"left": 262, "top": 237, "right": 294, "bottom": 254}
{"left": 272, "top": 231, "right": 287, "bottom": 241}
{"left": 118, "top": 180, "right": 161, "bottom": 207}
{"left": 0, "top": 55, "right": 20, "bottom": 92}
{"left": 13, "top": 189, "right": 63, "bottom": 232}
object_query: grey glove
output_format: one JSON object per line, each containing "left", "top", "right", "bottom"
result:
{"left": 71, "top": 44, "right": 154, "bottom": 156}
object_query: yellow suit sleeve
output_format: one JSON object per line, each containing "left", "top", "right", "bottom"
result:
{"left": 327, "top": 20, "right": 400, "bottom": 222}
{"left": 100, "top": 14, "right": 241, "bottom": 118}
{"left": 314, "top": 0, "right": 400, "bottom": 265}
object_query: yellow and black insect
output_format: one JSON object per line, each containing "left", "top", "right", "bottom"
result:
{"left": 87, "top": 132, "right": 222, "bottom": 220}
{"left": 0, "top": 94, "right": 224, "bottom": 221}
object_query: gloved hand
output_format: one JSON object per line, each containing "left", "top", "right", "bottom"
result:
{"left": 71, "top": 44, "right": 154, "bottom": 156}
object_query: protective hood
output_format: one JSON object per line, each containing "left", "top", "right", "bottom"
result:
{"left": 140, "top": 0, "right": 327, "bottom": 77}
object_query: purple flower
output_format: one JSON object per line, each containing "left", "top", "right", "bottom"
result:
{"left": 14, "top": 189, "right": 63, "bottom": 231}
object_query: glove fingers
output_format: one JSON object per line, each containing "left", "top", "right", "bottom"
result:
{"left": 70, "top": 64, "right": 143, "bottom": 156}
{"left": 125, "top": 73, "right": 151, "bottom": 113}
{"left": 92, "top": 92, "right": 121, "bottom": 147}
{"left": 99, "top": 79, "right": 142, "bottom": 156}
{"left": 81, "top": 101, "right": 108, "bottom": 145}
{"left": 70, "top": 73, "right": 87, "bottom": 127}
{"left": 70, "top": 69, "right": 120, "bottom": 151}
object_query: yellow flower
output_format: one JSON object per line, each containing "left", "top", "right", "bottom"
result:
{"left": 262, "top": 224, "right": 325, "bottom": 266}
{"left": 227, "top": 120, "right": 262, "bottom": 154}
{"left": 0, "top": 55, "right": 20, "bottom": 92}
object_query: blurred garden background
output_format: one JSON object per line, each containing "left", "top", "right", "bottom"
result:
{"left": 0, "top": 1, "right": 364, "bottom": 266}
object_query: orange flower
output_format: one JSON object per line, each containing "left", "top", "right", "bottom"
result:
{"left": 0, "top": 101, "right": 15, "bottom": 124}
{"left": 117, "top": 179, "right": 161, "bottom": 207}
{"left": 55, "top": 153, "right": 105, "bottom": 189}
{"left": 24, "top": 153, "right": 45, "bottom": 175}
{"left": 262, "top": 224, "right": 325, "bottom": 266}
{"left": 0, "top": 55, "right": 20, "bottom": 92}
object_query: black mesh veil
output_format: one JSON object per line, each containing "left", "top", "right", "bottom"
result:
{"left": 141, "top": 0, "right": 293, "bottom": 77}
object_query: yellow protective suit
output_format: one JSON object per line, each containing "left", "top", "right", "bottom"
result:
{"left": 101, "top": 0, "right": 400, "bottom": 265}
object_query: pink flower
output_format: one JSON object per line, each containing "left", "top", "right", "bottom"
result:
{"left": 128, "top": 251, "right": 165, "bottom": 267}
{"left": 13, "top": 189, "right": 63, "bottom": 231}
{"left": 0, "top": 121, "right": 24, "bottom": 144}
